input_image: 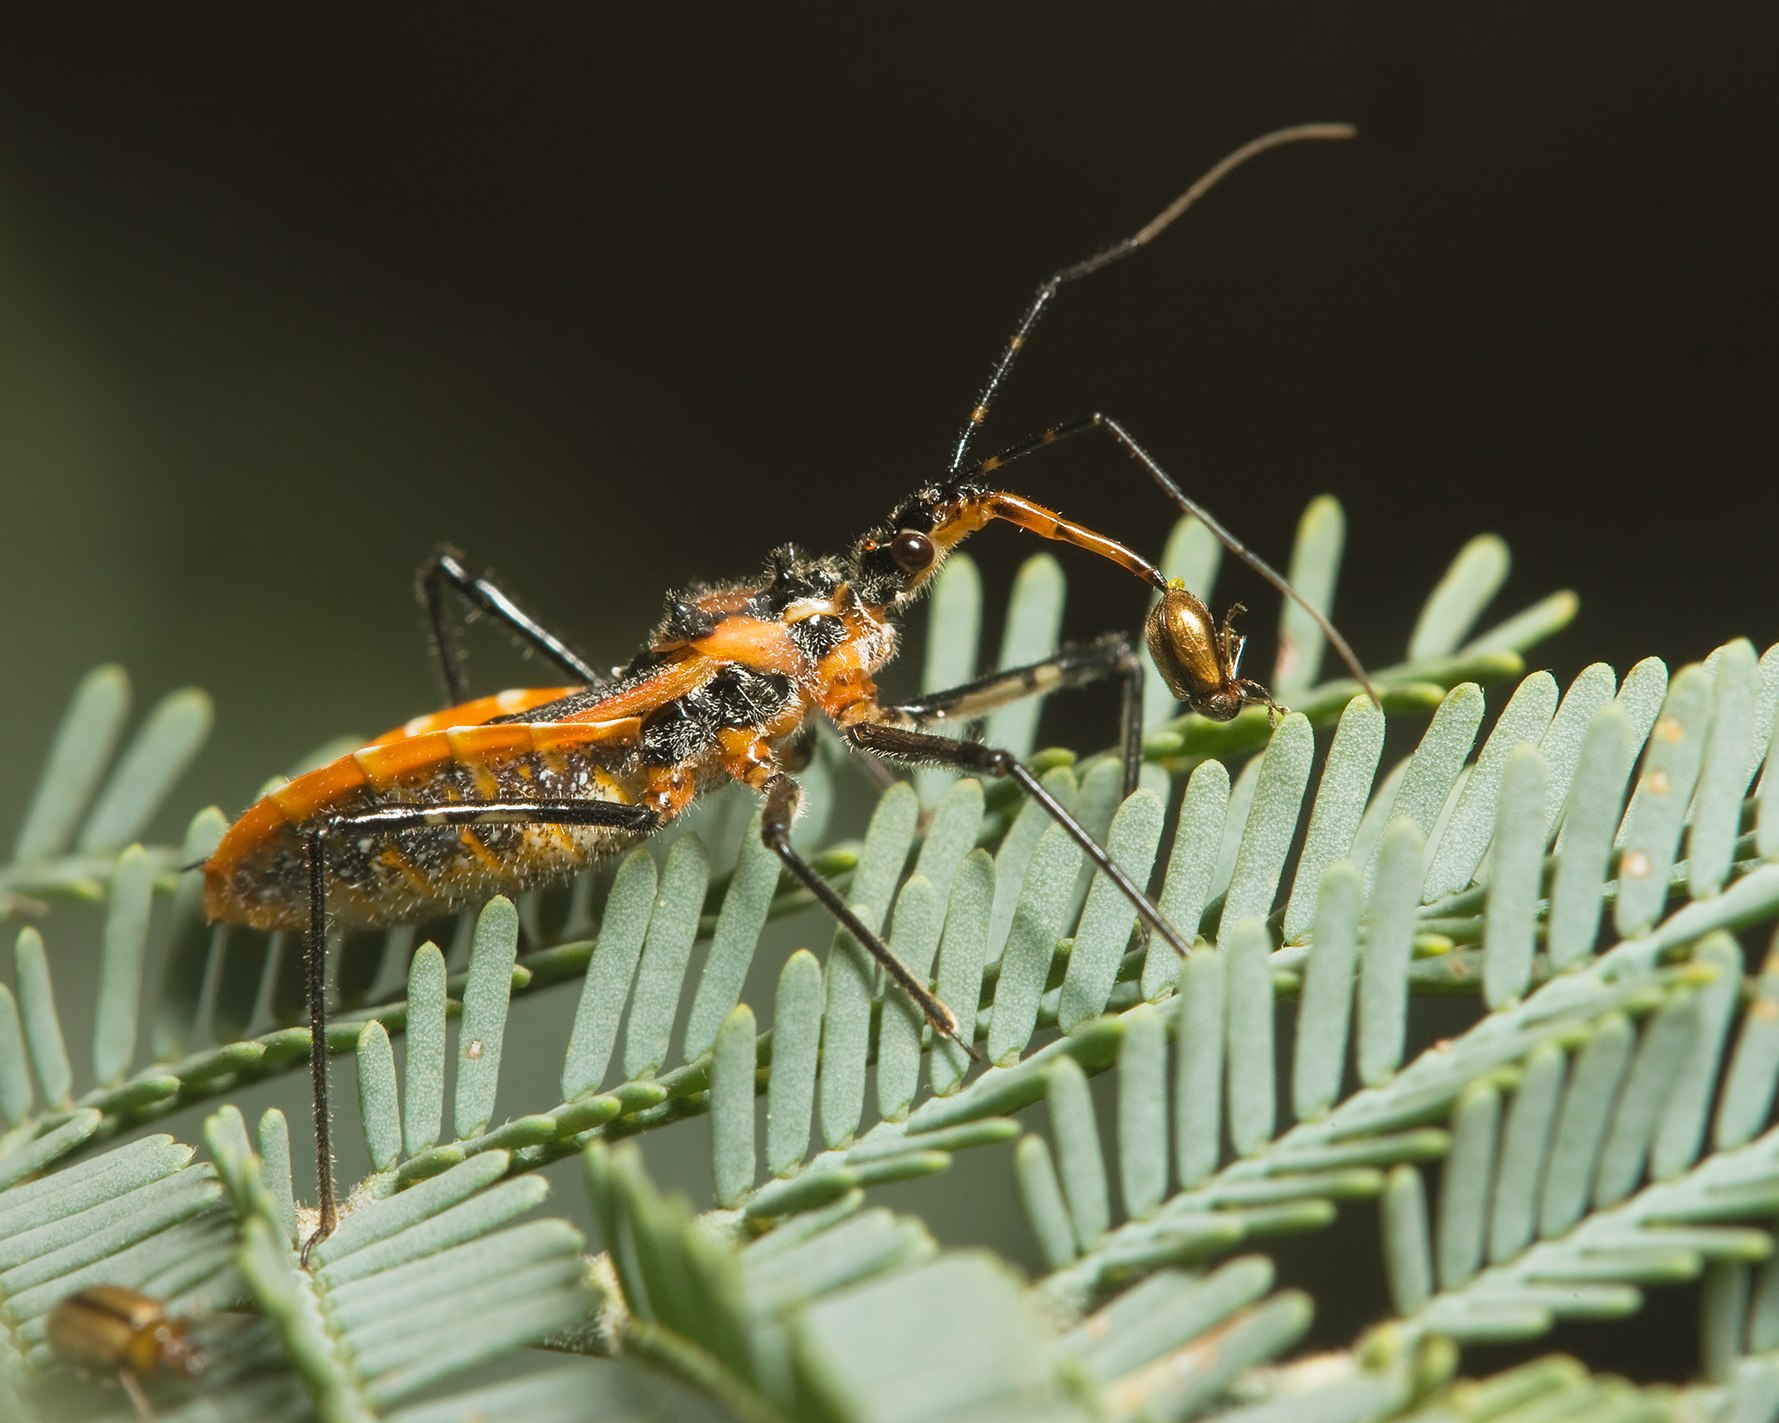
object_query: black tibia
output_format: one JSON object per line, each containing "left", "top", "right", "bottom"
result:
{"left": 297, "top": 796, "right": 659, "bottom": 1264}
{"left": 419, "top": 548, "right": 605, "bottom": 706}
{"left": 887, "top": 635, "right": 1147, "bottom": 798}
{"left": 845, "top": 722, "right": 1190, "bottom": 959}
{"left": 759, "top": 774, "right": 978, "bottom": 1059}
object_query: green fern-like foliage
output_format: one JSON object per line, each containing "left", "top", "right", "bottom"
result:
{"left": 5, "top": 498, "right": 1779, "bottom": 1421}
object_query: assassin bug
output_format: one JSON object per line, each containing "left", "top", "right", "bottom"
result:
{"left": 202, "top": 123, "right": 1375, "bottom": 1258}
{"left": 46, "top": 1286, "right": 206, "bottom": 1422}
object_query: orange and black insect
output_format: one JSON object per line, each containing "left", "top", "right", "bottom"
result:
{"left": 202, "top": 123, "right": 1375, "bottom": 1258}
{"left": 45, "top": 1285, "right": 205, "bottom": 1421}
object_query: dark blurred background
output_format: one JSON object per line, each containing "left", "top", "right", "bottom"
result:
{"left": 1, "top": 8, "right": 1775, "bottom": 1368}
{"left": 2, "top": 6, "right": 1776, "bottom": 819}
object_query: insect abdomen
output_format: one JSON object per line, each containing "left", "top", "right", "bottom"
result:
{"left": 204, "top": 719, "right": 645, "bottom": 931}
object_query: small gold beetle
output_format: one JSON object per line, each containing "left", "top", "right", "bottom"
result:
{"left": 45, "top": 1286, "right": 205, "bottom": 1421}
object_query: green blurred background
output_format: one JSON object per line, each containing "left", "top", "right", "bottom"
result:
{"left": 0, "top": 5, "right": 1776, "bottom": 1339}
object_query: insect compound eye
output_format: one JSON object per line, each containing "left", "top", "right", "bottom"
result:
{"left": 889, "top": 530, "right": 935, "bottom": 573}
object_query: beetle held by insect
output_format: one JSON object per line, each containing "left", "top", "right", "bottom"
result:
{"left": 45, "top": 1285, "right": 205, "bottom": 1422}
{"left": 201, "top": 122, "right": 1376, "bottom": 1260}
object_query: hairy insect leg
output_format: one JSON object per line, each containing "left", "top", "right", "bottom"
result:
{"left": 845, "top": 721, "right": 1190, "bottom": 957}
{"left": 972, "top": 411, "right": 1377, "bottom": 704}
{"left": 887, "top": 634, "right": 1147, "bottom": 798}
{"left": 758, "top": 773, "right": 979, "bottom": 1059}
{"left": 419, "top": 548, "right": 605, "bottom": 705}
{"left": 298, "top": 795, "right": 658, "bottom": 1263}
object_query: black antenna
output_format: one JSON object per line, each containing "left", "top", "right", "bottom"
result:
{"left": 947, "top": 123, "right": 1356, "bottom": 478}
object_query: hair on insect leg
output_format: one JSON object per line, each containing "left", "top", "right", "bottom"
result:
{"left": 295, "top": 795, "right": 661, "bottom": 1263}
{"left": 844, "top": 719, "right": 1190, "bottom": 959}
{"left": 419, "top": 548, "right": 605, "bottom": 705}
{"left": 757, "top": 771, "right": 979, "bottom": 1059}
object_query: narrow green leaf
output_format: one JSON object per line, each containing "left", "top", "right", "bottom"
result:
{"left": 1489, "top": 1042, "right": 1566, "bottom": 1264}
{"left": 0, "top": 1110, "right": 101, "bottom": 1191}
{"left": 1365, "top": 685, "right": 1484, "bottom": 898}
{"left": 1750, "top": 1256, "right": 1779, "bottom": 1354}
{"left": 767, "top": 950, "right": 823, "bottom": 1176}
{"left": 1718, "top": 934, "right": 1779, "bottom": 1150}
{"left": 452, "top": 902, "right": 522, "bottom": 1141}
{"left": 562, "top": 848, "right": 656, "bottom": 1098}
{"left": 0, "top": 984, "right": 29, "bottom": 1124}
{"left": 1597, "top": 988, "right": 1699, "bottom": 1204}
{"left": 357, "top": 1020, "right": 401, "bottom": 1172}
{"left": 822, "top": 784, "right": 919, "bottom": 1147}
{"left": 91, "top": 844, "right": 155, "bottom": 1085}
{"left": 1143, "top": 516, "right": 1223, "bottom": 730}
{"left": 916, "top": 553, "right": 982, "bottom": 804}
{"left": 77, "top": 688, "right": 212, "bottom": 854}
{"left": 1702, "top": 1262, "right": 1752, "bottom": 1386}
{"left": 1175, "top": 950, "right": 1224, "bottom": 1187}
{"left": 791, "top": 1250, "right": 1067, "bottom": 1421}
{"left": 1615, "top": 664, "right": 1712, "bottom": 937}
{"left": 1283, "top": 696, "right": 1384, "bottom": 943}
{"left": 242, "top": 1111, "right": 296, "bottom": 1254}
{"left": 1073, "top": 1256, "right": 1275, "bottom": 1387}
{"left": 1424, "top": 673, "right": 1558, "bottom": 900}
{"left": 1117, "top": 1003, "right": 1168, "bottom": 1221}
{"left": 1, "top": 1167, "right": 221, "bottom": 1295}
{"left": 1347, "top": 758, "right": 1409, "bottom": 885}
{"left": 984, "top": 553, "right": 1065, "bottom": 759}
{"left": 1691, "top": 639, "right": 1760, "bottom": 899}
{"left": 624, "top": 835, "right": 710, "bottom": 1080}
{"left": 1748, "top": 641, "right": 1779, "bottom": 782}
{"left": 1436, "top": 1081, "right": 1500, "bottom": 1291}
{"left": 744, "top": 1204, "right": 934, "bottom": 1310}
{"left": 322, "top": 1175, "right": 547, "bottom": 1285}
{"left": 683, "top": 809, "right": 780, "bottom": 1059}
{"left": 988, "top": 823, "right": 1082, "bottom": 1064}
{"left": 847, "top": 1118, "right": 1017, "bottom": 1166}
{"left": 1537, "top": 663, "right": 1619, "bottom": 839}
{"left": 1210, "top": 756, "right": 1263, "bottom": 905}
{"left": 1292, "top": 863, "right": 1360, "bottom": 1122}
{"left": 1060, "top": 789, "right": 1164, "bottom": 1029}
{"left": 1024, "top": 1131, "right": 1074, "bottom": 1266}
{"left": 1459, "top": 589, "right": 1581, "bottom": 659}
{"left": 1217, "top": 714, "right": 1313, "bottom": 942}
{"left": 1482, "top": 745, "right": 1549, "bottom": 1008}
{"left": 14, "top": 927, "right": 71, "bottom": 1107}
{"left": 1547, "top": 705, "right": 1635, "bottom": 970}
{"left": 1048, "top": 1058, "right": 1109, "bottom": 1253}
{"left": 876, "top": 874, "right": 945, "bottom": 1121}
{"left": 1144, "top": 758, "right": 1228, "bottom": 999}
{"left": 1538, "top": 1012, "right": 1634, "bottom": 1238}
{"left": 1225, "top": 917, "right": 1274, "bottom": 1155}
{"left": 1612, "top": 655, "right": 1670, "bottom": 756}
{"left": 988, "top": 764, "right": 1075, "bottom": 957}
{"left": 1067, "top": 757, "right": 1125, "bottom": 911}
{"left": 1140, "top": 1292, "right": 1313, "bottom": 1422}
{"left": 711, "top": 1004, "right": 757, "bottom": 1208}
{"left": 1651, "top": 934, "right": 1742, "bottom": 1179}
{"left": 1271, "top": 495, "right": 1345, "bottom": 704}
{"left": 1383, "top": 1163, "right": 1433, "bottom": 1316}
{"left": 931, "top": 850, "right": 994, "bottom": 1093}
{"left": 1409, "top": 534, "right": 1509, "bottom": 660}
{"left": 914, "top": 776, "right": 986, "bottom": 907}
{"left": 403, "top": 943, "right": 447, "bottom": 1158}
{"left": 12, "top": 665, "right": 130, "bottom": 863}
{"left": 1359, "top": 820, "right": 1424, "bottom": 1085}
{"left": 1762, "top": 693, "right": 1779, "bottom": 861}
{"left": 149, "top": 805, "right": 228, "bottom": 1061}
